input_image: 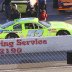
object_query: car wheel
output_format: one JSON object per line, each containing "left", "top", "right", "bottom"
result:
{"left": 56, "top": 30, "right": 70, "bottom": 36}
{"left": 5, "top": 33, "right": 19, "bottom": 39}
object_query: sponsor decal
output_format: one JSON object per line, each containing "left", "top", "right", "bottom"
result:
{"left": 0, "top": 39, "right": 47, "bottom": 55}
{"left": 28, "top": 30, "right": 44, "bottom": 37}
{"left": 48, "top": 29, "right": 57, "bottom": 32}
{"left": 17, "top": 39, "right": 47, "bottom": 46}
{"left": 0, "top": 39, "right": 47, "bottom": 47}
{"left": 0, "top": 48, "right": 22, "bottom": 55}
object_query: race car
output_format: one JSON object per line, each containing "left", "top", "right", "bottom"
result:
{"left": 0, "top": 17, "right": 72, "bottom": 39}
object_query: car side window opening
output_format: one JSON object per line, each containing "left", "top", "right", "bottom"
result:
{"left": 25, "top": 23, "right": 43, "bottom": 29}
{"left": 25, "top": 23, "right": 34, "bottom": 29}
{"left": 34, "top": 24, "right": 43, "bottom": 29}
{"left": 13, "top": 24, "right": 22, "bottom": 31}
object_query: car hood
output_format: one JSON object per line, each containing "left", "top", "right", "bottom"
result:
{"left": 49, "top": 21, "right": 72, "bottom": 29}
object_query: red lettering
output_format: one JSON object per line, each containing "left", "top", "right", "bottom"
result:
{"left": 8, "top": 42, "right": 14, "bottom": 47}
{"left": 0, "top": 48, "right": 22, "bottom": 55}
{"left": 17, "top": 39, "right": 21, "bottom": 45}
{"left": 43, "top": 40, "right": 47, "bottom": 44}
{"left": 2, "top": 42, "right": 8, "bottom": 47}
{"left": 11, "top": 48, "right": 16, "bottom": 54}
{"left": 30, "top": 41, "right": 35, "bottom": 45}
{"left": 38, "top": 40, "right": 42, "bottom": 44}
{"left": 0, "top": 41, "right": 14, "bottom": 47}
{"left": 26, "top": 41, "right": 30, "bottom": 45}
{"left": 17, "top": 48, "right": 22, "bottom": 54}
{"left": 22, "top": 41, "right": 27, "bottom": 45}
{"left": 35, "top": 39, "right": 38, "bottom": 44}
{"left": 16, "top": 39, "right": 47, "bottom": 46}
{"left": 0, "top": 49, "right": 4, "bottom": 55}
{"left": 6, "top": 49, "right": 9, "bottom": 54}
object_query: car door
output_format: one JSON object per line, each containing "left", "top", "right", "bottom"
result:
{"left": 13, "top": 23, "right": 23, "bottom": 37}
{"left": 24, "top": 22, "right": 48, "bottom": 37}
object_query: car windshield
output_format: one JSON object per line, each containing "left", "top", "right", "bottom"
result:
{"left": 1, "top": 21, "right": 14, "bottom": 29}
{"left": 39, "top": 21, "right": 51, "bottom": 27}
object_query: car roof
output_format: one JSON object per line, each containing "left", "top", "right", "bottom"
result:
{"left": 14, "top": 17, "right": 39, "bottom": 23}
{"left": 1, "top": 17, "right": 39, "bottom": 29}
{"left": 1, "top": 21, "right": 14, "bottom": 29}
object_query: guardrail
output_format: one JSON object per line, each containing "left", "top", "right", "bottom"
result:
{"left": 0, "top": 36, "right": 71, "bottom": 67}
{"left": 0, "top": 35, "right": 72, "bottom": 55}
{"left": 11, "top": 1, "right": 28, "bottom": 4}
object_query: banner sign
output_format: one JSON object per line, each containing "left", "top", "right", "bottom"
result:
{"left": 0, "top": 36, "right": 72, "bottom": 55}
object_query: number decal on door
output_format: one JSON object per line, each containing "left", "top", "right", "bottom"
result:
{"left": 27, "top": 30, "right": 44, "bottom": 37}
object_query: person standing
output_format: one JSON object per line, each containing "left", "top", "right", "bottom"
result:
{"left": 26, "top": 2, "right": 32, "bottom": 17}
{"left": 4, "top": 0, "right": 11, "bottom": 20}
{"left": 10, "top": 4, "right": 21, "bottom": 20}
{"left": 30, "top": 8, "right": 37, "bottom": 17}
{"left": 39, "top": 9, "right": 48, "bottom": 21}
{"left": 38, "top": 0, "right": 47, "bottom": 19}
{"left": 0, "top": 0, "right": 5, "bottom": 12}
{"left": 26, "top": 2, "right": 31, "bottom": 12}
{"left": 38, "top": 0, "right": 47, "bottom": 10}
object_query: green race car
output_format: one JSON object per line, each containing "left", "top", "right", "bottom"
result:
{"left": 0, "top": 17, "right": 72, "bottom": 39}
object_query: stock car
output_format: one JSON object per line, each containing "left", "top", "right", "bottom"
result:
{"left": 0, "top": 17, "right": 72, "bottom": 39}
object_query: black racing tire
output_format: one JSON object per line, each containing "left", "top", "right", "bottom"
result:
{"left": 56, "top": 30, "right": 70, "bottom": 36}
{"left": 5, "top": 33, "right": 19, "bottom": 39}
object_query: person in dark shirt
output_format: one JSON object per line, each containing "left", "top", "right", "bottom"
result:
{"left": 34, "top": 2, "right": 39, "bottom": 17}
{"left": 4, "top": 0, "right": 11, "bottom": 19}
{"left": 26, "top": 2, "right": 32, "bottom": 12}
{"left": 26, "top": 2, "right": 32, "bottom": 17}
{"left": 30, "top": 8, "right": 37, "bottom": 17}
{"left": 0, "top": 0, "right": 5, "bottom": 12}
{"left": 38, "top": 0, "right": 47, "bottom": 10}
{"left": 38, "top": 0, "right": 47, "bottom": 18}
{"left": 10, "top": 4, "right": 21, "bottom": 20}
{"left": 4, "top": 0, "right": 11, "bottom": 4}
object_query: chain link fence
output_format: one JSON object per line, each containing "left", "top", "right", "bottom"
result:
{"left": 0, "top": 36, "right": 71, "bottom": 69}
{"left": 0, "top": 51, "right": 67, "bottom": 64}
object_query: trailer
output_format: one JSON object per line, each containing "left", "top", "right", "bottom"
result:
{"left": 53, "top": 0, "right": 72, "bottom": 13}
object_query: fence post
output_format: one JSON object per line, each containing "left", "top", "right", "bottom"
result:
{"left": 67, "top": 51, "right": 72, "bottom": 64}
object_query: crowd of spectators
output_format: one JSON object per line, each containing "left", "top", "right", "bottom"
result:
{"left": 1, "top": 0, "right": 48, "bottom": 21}
{"left": 1, "top": 0, "right": 20, "bottom": 21}
{"left": 26, "top": 0, "right": 48, "bottom": 21}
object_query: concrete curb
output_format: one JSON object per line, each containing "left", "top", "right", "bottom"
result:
{"left": 0, "top": 61, "right": 67, "bottom": 70}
